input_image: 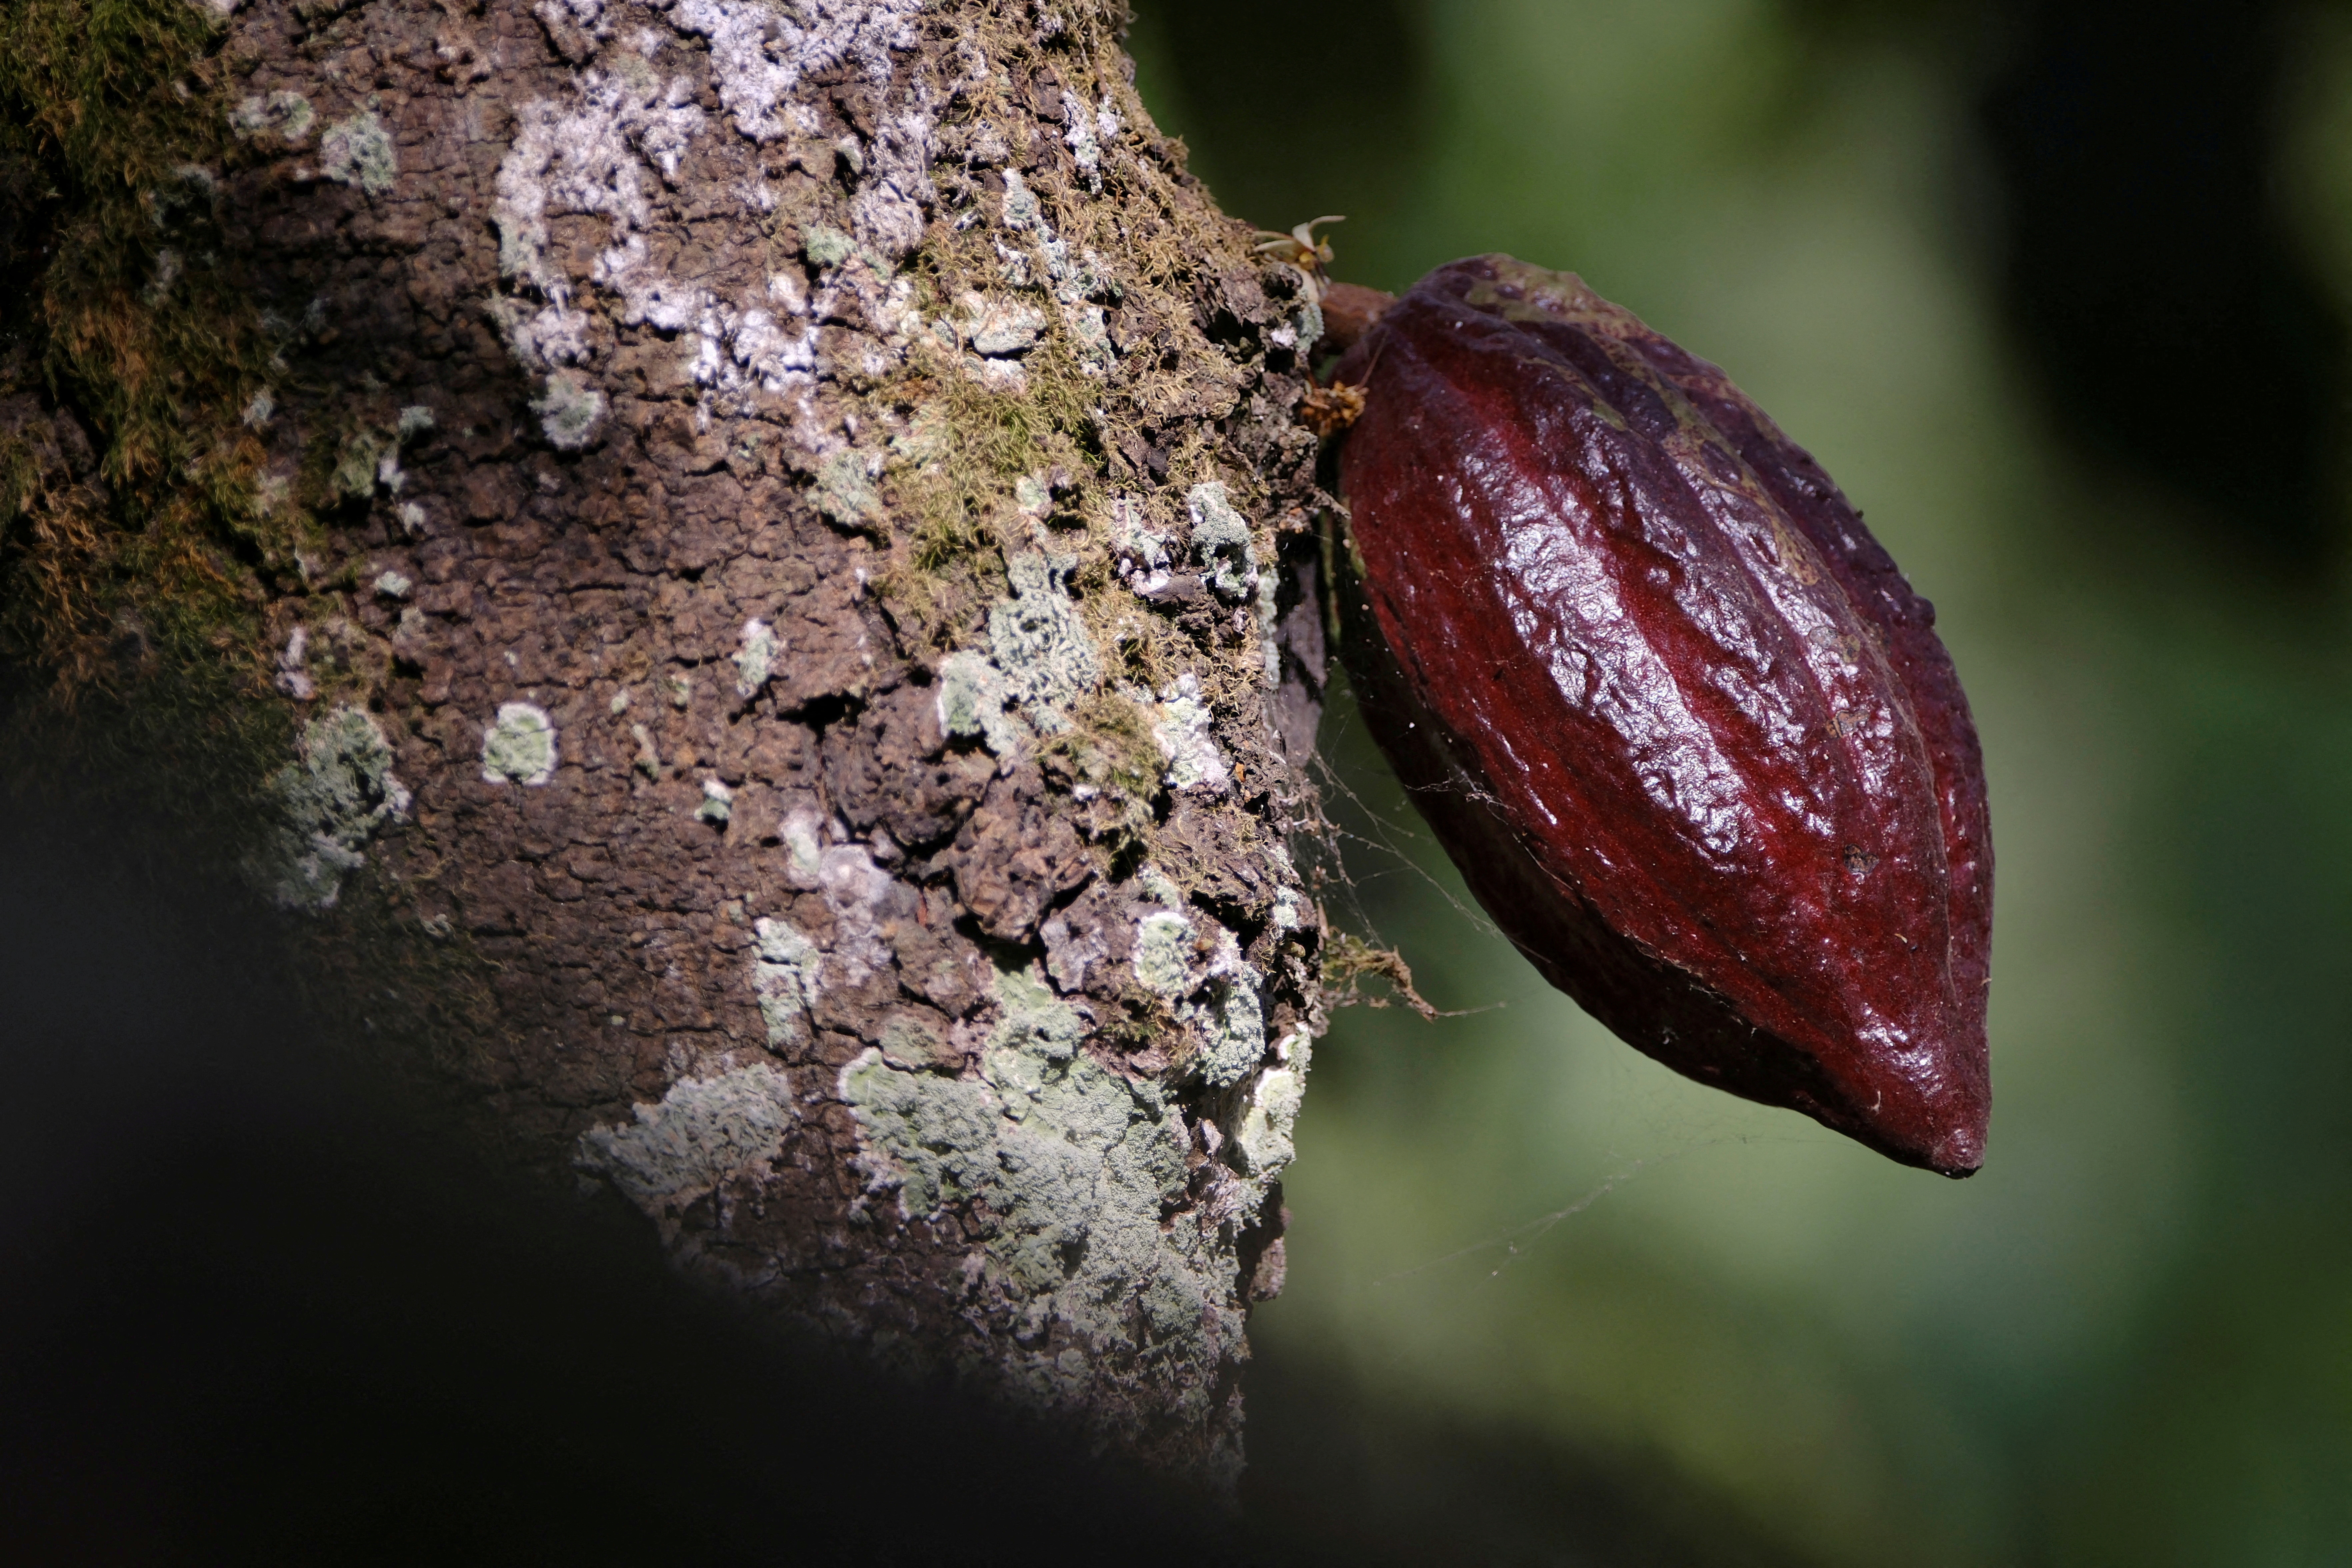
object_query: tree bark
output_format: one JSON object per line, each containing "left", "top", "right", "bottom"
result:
{"left": 1, "top": 0, "right": 1335, "bottom": 1491}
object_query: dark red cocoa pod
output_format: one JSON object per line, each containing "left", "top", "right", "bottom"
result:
{"left": 1331, "top": 254, "right": 1991, "bottom": 1175}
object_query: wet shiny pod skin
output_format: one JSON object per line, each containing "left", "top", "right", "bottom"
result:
{"left": 1331, "top": 255, "right": 1991, "bottom": 1175}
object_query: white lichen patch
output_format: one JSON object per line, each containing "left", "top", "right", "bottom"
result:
{"left": 1255, "top": 570, "right": 1281, "bottom": 689}
{"left": 275, "top": 625, "right": 314, "bottom": 700}
{"left": 843, "top": 967, "right": 1247, "bottom": 1405}
{"left": 778, "top": 805, "right": 826, "bottom": 884}
{"left": 630, "top": 722, "right": 662, "bottom": 778}
{"left": 951, "top": 290, "right": 1045, "bottom": 356}
{"left": 1185, "top": 482, "right": 1258, "bottom": 602}
{"left": 696, "top": 777, "right": 735, "bottom": 824}
{"left": 810, "top": 837, "right": 898, "bottom": 981}
{"left": 373, "top": 570, "right": 413, "bottom": 599}
{"left": 481, "top": 702, "right": 558, "bottom": 785}
{"left": 251, "top": 706, "right": 413, "bottom": 911}
{"left": 734, "top": 617, "right": 776, "bottom": 698}
{"left": 1110, "top": 495, "right": 1172, "bottom": 596}
{"left": 671, "top": 0, "right": 922, "bottom": 144}
{"left": 493, "top": 70, "right": 703, "bottom": 304}
{"left": 319, "top": 110, "right": 397, "bottom": 195}
{"left": 576, "top": 1064, "right": 797, "bottom": 1207}
{"left": 992, "top": 168, "right": 1119, "bottom": 377}
{"left": 533, "top": 368, "right": 607, "bottom": 449}
{"left": 752, "top": 915, "right": 822, "bottom": 1046}
{"left": 1147, "top": 673, "right": 1230, "bottom": 796}
{"left": 750, "top": 830, "right": 902, "bottom": 1047}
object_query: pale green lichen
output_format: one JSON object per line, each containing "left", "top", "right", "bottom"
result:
{"left": 1185, "top": 481, "right": 1257, "bottom": 602}
{"left": 778, "top": 808, "right": 826, "bottom": 885}
{"left": 575, "top": 1064, "right": 797, "bottom": 1206}
{"left": 752, "top": 916, "right": 822, "bottom": 1046}
{"left": 988, "top": 552, "right": 1099, "bottom": 732}
{"left": 814, "top": 450, "right": 881, "bottom": 529}
{"left": 843, "top": 966, "right": 1244, "bottom": 1401}
{"left": 696, "top": 777, "right": 735, "bottom": 824}
{"left": 1233, "top": 1031, "right": 1311, "bottom": 1176}
{"left": 533, "top": 369, "right": 606, "bottom": 450}
{"left": 1137, "top": 863, "right": 1185, "bottom": 907}
{"left": 937, "top": 649, "right": 1026, "bottom": 757}
{"left": 630, "top": 722, "right": 661, "bottom": 778}
{"left": 804, "top": 222, "right": 856, "bottom": 268}
{"left": 481, "top": 701, "right": 557, "bottom": 785}
{"left": 1132, "top": 910, "right": 1195, "bottom": 1001}
{"left": 232, "top": 89, "right": 314, "bottom": 144}
{"left": 1190, "top": 966, "right": 1267, "bottom": 1089}
{"left": 251, "top": 705, "right": 412, "bottom": 910}
{"left": 1130, "top": 898, "right": 1268, "bottom": 1089}
{"left": 319, "top": 109, "right": 397, "bottom": 195}
{"left": 396, "top": 404, "right": 436, "bottom": 441}
{"left": 734, "top": 618, "right": 775, "bottom": 698}
{"left": 333, "top": 432, "right": 385, "bottom": 499}
{"left": 373, "top": 570, "right": 412, "bottom": 599}
{"left": 879, "top": 1013, "right": 945, "bottom": 1068}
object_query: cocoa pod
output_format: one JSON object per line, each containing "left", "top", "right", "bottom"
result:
{"left": 1330, "top": 255, "right": 1991, "bottom": 1175}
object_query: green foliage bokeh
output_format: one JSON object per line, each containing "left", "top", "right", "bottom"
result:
{"left": 1135, "top": 0, "right": 2352, "bottom": 1560}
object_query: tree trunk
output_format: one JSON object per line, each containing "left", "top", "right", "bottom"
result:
{"left": 1, "top": 0, "right": 1334, "bottom": 1491}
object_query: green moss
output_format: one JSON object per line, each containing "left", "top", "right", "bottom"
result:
{"left": 0, "top": 0, "right": 303, "bottom": 699}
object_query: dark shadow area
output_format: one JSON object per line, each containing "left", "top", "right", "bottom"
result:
{"left": 1978, "top": 0, "right": 2346, "bottom": 574}
{"left": 1243, "top": 1352, "right": 1814, "bottom": 1568}
{"left": 0, "top": 802, "right": 1243, "bottom": 1567}
{"left": 0, "top": 783, "right": 1797, "bottom": 1566}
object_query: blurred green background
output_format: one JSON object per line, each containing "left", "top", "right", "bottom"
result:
{"left": 1130, "top": 0, "right": 2352, "bottom": 1561}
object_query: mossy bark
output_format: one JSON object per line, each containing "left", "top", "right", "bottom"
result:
{"left": 1, "top": 0, "right": 1335, "bottom": 1490}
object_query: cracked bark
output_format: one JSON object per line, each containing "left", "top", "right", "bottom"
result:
{"left": 1, "top": 0, "right": 1337, "bottom": 1492}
